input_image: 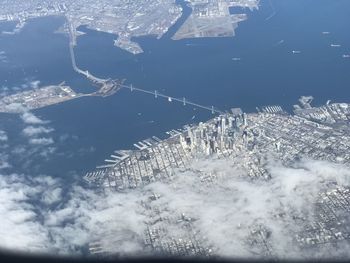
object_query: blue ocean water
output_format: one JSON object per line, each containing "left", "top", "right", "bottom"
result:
{"left": 0, "top": 0, "right": 349, "bottom": 178}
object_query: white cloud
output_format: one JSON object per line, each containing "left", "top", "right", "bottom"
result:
{"left": 0, "top": 174, "right": 146, "bottom": 255}
{"left": 0, "top": 157, "right": 349, "bottom": 259}
{"left": 19, "top": 112, "right": 52, "bottom": 153}
{"left": 21, "top": 112, "right": 47, "bottom": 125}
{"left": 0, "top": 51, "right": 7, "bottom": 63}
{"left": 0, "top": 130, "right": 8, "bottom": 141}
{"left": 0, "top": 149, "right": 11, "bottom": 170}
{"left": 30, "top": 80, "right": 41, "bottom": 89}
{"left": 29, "top": 137, "right": 54, "bottom": 146}
{"left": 39, "top": 146, "right": 56, "bottom": 158}
{"left": 20, "top": 78, "right": 41, "bottom": 90}
{"left": 0, "top": 86, "right": 9, "bottom": 97}
{"left": 0, "top": 160, "right": 11, "bottom": 170}
{"left": 3, "top": 103, "right": 28, "bottom": 113}
{"left": 22, "top": 126, "right": 54, "bottom": 137}
{"left": 41, "top": 187, "right": 62, "bottom": 206}
{"left": 11, "top": 146, "right": 26, "bottom": 155}
{"left": 0, "top": 174, "right": 51, "bottom": 253}
{"left": 8, "top": 114, "right": 56, "bottom": 167}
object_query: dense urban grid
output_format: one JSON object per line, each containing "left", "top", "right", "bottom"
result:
{"left": 0, "top": 0, "right": 259, "bottom": 54}
{"left": 85, "top": 98, "right": 350, "bottom": 258}
{"left": 1, "top": 0, "right": 349, "bottom": 259}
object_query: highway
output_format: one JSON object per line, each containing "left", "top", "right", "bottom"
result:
{"left": 68, "top": 24, "right": 108, "bottom": 84}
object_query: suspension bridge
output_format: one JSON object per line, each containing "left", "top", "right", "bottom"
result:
{"left": 68, "top": 24, "right": 224, "bottom": 115}
{"left": 117, "top": 84, "right": 224, "bottom": 114}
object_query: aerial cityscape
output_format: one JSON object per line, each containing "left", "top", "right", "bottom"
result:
{"left": 84, "top": 98, "right": 350, "bottom": 258}
{"left": 0, "top": 0, "right": 259, "bottom": 54}
{"left": 0, "top": 0, "right": 350, "bottom": 261}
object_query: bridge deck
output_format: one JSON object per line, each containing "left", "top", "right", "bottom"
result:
{"left": 67, "top": 23, "right": 224, "bottom": 115}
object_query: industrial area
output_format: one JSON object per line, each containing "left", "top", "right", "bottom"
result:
{"left": 0, "top": 84, "right": 81, "bottom": 113}
{"left": 0, "top": 78, "right": 125, "bottom": 113}
{"left": 0, "top": 0, "right": 259, "bottom": 54}
{"left": 84, "top": 98, "right": 350, "bottom": 258}
{"left": 173, "top": 0, "right": 258, "bottom": 40}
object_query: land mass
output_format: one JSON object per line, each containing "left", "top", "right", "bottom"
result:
{"left": 173, "top": 0, "right": 258, "bottom": 40}
{"left": 85, "top": 98, "right": 350, "bottom": 258}
{"left": 0, "top": 0, "right": 259, "bottom": 54}
{"left": 0, "top": 79, "right": 125, "bottom": 113}
{"left": 0, "top": 84, "right": 81, "bottom": 113}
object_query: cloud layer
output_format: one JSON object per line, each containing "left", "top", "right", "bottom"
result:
{"left": 21, "top": 112, "right": 47, "bottom": 125}
{"left": 0, "top": 105, "right": 349, "bottom": 259}
{"left": 144, "top": 158, "right": 350, "bottom": 259}
{"left": 0, "top": 174, "right": 146, "bottom": 255}
{"left": 0, "top": 156, "right": 350, "bottom": 259}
